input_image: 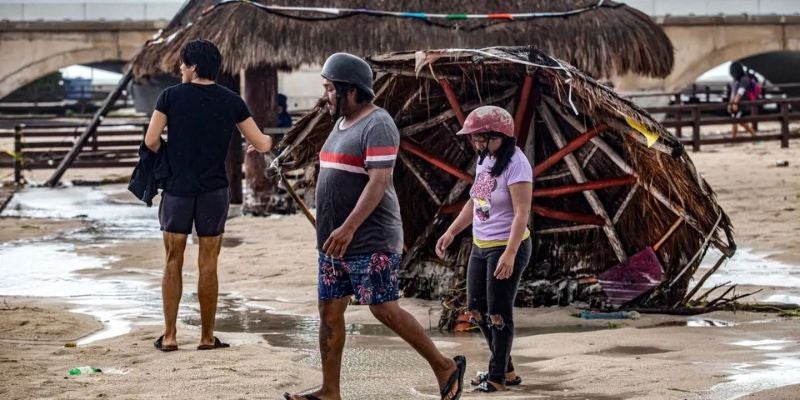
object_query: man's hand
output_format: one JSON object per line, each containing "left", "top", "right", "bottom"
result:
{"left": 323, "top": 225, "right": 356, "bottom": 258}
{"left": 493, "top": 250, "right": 516, "bottom": 280}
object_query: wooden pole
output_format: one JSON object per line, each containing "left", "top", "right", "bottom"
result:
{"left": 398, "top": 152, "right": 442, "bottom": 206}
{"left": 539, "top": 103, "right": 627, "bottom": 261}
{"left": 513, "top": 75, "right": 534, "bottom": 138}
{"left": 780, "top": 102, "right": 790, "bottom": 148}
{"left": 679, "top": 254, "right": 727, "bottom": 306}
{"left": 280, "top": 172, "right": 316, "bottom": 228}
{"left": 242, "top": 65, "right": 279, "bottom": 215}
{"left": 13, "top": 124, "right": 23, "bottom": 185}
{"left": 438, "top": 79, "right": 465, "bottom": 126}
{"left": 533, "top": 175, "right": 636, "bottom": 198}
{"left": 46, "top": 70, "right": 133, "bottom": 186}
{"left": 531, "top": 204, "right": 605, "bottom": 226}
{"left": 532, "top": 124, "right": 607, "bottom": 177}
{"left": 399, "top": 140, "right": 474, "bottom": 183}
{"left": 692, "top": 107, "right": 701, "bottom": 152}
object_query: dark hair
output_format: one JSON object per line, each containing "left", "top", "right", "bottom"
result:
{"left": 729, "top": 62, "right": 745, "bottom": 80}
{"left": 332, "top": 81, "right": 374, "bottom": 104}
{"left": 477, "top": 134, "right": 517, "bottom": 177}
{"left": 180, "top": 39, "right": 221, "bottom": 80}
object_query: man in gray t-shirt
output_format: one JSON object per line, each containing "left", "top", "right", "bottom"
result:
{"left": 283, "top": 53, "right": 465, "bottom": 400}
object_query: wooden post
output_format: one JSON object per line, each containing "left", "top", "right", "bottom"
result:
{"left": 242, "top": 65, "right": 279, "bottom": 215}
{"left": 675, "top": 96, "right": 683, "bottom": 138}
{"left": 539, "top": 103, "right": 627, "bottom": 262}
{"left": 513, "top": 75, "right": 534, "bottom": 137}
{"left": 780, "top": 101, "right": 790, "bottom": 148}
{"left": 13, "top": 124, "right": 23, "bottom": 185}
{"left": 46, "top": 70, "right": 133, "bottom": 186}
{"left": 692, "top": 107, "right": 701, "bottom": 152}
{"left": 438, "top": 79, "right": 465, "bottom": 126}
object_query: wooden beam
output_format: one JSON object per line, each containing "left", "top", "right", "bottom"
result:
{"left": 46, "top": 70, "right": 133, "bottom": 186}
{"left": 441, "top": 199, "right": 605, "bottom": 226}
{"left": 534, "top": 175, "right": 637, "bottom": 198}
{"left": 612, "top": 185, "right": 638, "bottom": 224}
{"left": 280, "top": 172, "right": 316, "bottom": 229}
{"left": 395, "top": 86, "right": 423, "bottom": 119}
{"left": 532, "top": 123, "right": 607, "bottom": 177}
{"left": 401, "top": 86, "right": 517, "bottom": 137}
{"left": 531, "top": 204, "right": 605, "bottom": 226}
{"left": 513, "top": 75, "right": 534, "bottom": 138}
{"left": 537, "top": 224, "right": 601, "bottom": 235}
{"left": 438, "top": 79, "right": 466, "bottom": 126}
{"left": 539, "top": 102, "right": 627, "bottom": 261}
{"left": 398, "top": 152, "right": 442, "bottom": 206}
{"left": 399, "top": 140, "right": 474, "bottom": 184}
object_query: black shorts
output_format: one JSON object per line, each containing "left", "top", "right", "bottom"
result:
{"left": 159, "top": 187, "right": 230, "bottom": 236}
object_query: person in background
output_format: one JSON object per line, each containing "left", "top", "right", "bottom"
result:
{"left": 277, "top": 93, "right": 292, "bottom": 128}
{"left": 727, "top": 62, "right": 759, "bottom": 139}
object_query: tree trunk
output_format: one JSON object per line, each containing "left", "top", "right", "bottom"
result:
{"left": 242, "top": 65, "right": 279, "bottom": 215}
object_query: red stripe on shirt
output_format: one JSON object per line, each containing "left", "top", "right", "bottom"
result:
{"left": 319, "top": 151, "right": 365, "bottom": 167}
{"left": 365, "top": 146, "right": 398, "bottom": 156}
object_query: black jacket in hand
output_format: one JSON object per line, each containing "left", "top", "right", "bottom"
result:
{"left": 128, "top": 139, "right": 170, "bottom": 206}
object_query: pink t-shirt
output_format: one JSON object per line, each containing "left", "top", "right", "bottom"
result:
{"left": 469, "top": 147, "right": 533, "bottom": 241}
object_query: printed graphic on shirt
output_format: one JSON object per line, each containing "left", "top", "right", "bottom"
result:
{"left": 470, "top": 171, "right": 497, "bottom": 221}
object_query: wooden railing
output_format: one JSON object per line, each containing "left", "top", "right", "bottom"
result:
{"left": 0, "top": 123, "right": 291, "bottom": 184}
{"left": 645, "top": 97, "right": 800, "bottom": 151}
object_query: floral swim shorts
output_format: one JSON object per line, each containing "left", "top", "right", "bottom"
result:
{"left": 318, "top": 251, "right": 401, "bottom": 305}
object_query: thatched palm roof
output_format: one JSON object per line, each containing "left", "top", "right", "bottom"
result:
{"left": 131, "top": 0, "right": 673, "bottom": 80}
{"left": 273, "top": 46, "right": 735, "bottom": 311}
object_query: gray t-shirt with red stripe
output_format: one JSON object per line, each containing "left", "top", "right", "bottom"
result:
{"left": 315, "top": 107, "right": 404, "bottom": 256}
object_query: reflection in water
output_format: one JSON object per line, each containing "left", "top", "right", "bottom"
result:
{"left": 708, "top": 339, "right": 800, "bottom": 399}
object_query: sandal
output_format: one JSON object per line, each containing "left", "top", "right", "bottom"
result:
{"left": 153, "top": 335, "right": 178, "bottom": 352}
{"left": 282, "top": 393, "right": 322, "bottom": 400}
{"left": 440, "top": 355, "right": 466, "bottom": 400}
{"left": 470, "top": 371, "right": 522, "bottom": 386}
{"left": 474, "top": 381, "right": 502, "bottom": 393}
{"left": 197, "top": 336, "right": 230, "bottom": 350}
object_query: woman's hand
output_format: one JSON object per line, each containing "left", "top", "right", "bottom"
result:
{"left": 494, "top": 250, "right": 516, "bottom": 280}
{"left": 435, "top": 231, "right": 454, "bottom": 258}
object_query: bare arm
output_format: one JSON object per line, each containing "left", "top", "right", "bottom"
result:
{"left": 144, "top": 110, "right": 167, "bottom": 152}
{"left": 435, "top": 200, "right": 474, "bottom": 257}
{"left": 323, "top": 167, "right": 392, "bottom": 257}
{"left": 494, "top": 181, "right": 532, "bottom": 279}
{"left": 237, "top": 117, "right": 273, "bottom": 153}
{"left": 504, "top": 182, "right": 533, "bottom": 255}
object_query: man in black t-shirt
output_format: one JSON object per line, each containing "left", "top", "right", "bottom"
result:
{"left": 143, "top": 40, "right": 272, "bottom": 351}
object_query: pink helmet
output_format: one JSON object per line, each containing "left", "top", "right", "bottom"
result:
{"left": 456, "top": 106, "right": 514, "bottom": 138}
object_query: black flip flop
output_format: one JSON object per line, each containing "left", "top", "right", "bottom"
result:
{"left": 197, "top": 336, "right": 230, "bottom": 350}
{"left": 440, "top": 355, "right": 466, "bottom": 400}
{"left": 282, "top": 393, "right": 322, "bottom": 400}
{"left": 153, "top": 335, "right": 178, "bottom": 352}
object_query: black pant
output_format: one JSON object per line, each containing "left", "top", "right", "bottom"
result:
{"left": 467, "top": 237, "right": 531, "bottom": 385}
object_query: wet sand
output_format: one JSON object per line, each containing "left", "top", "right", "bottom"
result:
{"left": 1, "top": 139, "right": 800, "bottom": 399}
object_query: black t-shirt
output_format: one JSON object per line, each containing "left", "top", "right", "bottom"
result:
{"left": 155, "top": 83, "right": 251, "bottom": 195}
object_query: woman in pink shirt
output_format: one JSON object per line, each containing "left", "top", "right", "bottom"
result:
{"left": 436, "top": 106, "right": 533, "bottom": 393}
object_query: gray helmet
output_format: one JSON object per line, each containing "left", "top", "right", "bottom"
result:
{"left": 321, "top": 53, "right": 374, "bottom": 98}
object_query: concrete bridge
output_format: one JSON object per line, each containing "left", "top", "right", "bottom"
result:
{"left": 0, "top": 0, "right": 799, "bottom": 99}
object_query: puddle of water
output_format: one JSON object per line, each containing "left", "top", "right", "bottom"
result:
{"left": 708, "top": 339, "right": 800, "bottom": 399}
{"left": 646, "top": 318, "right": 736, "bottom": 328}
{"left": 2, "top": 185, "right": 159, "bottom": 240}
{"left": 699, "top": 248, "right": 800, "bottom": 288}
{"left": 593, "top": 345, "right": 671, "bottom": 356}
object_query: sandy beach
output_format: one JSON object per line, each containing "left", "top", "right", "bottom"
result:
{"left": 1, "top": 139, "right": 799, "bottom": 399}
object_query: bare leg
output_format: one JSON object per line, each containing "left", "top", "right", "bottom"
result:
{"left": 197, "top": 234, "right": 223, "bottom": 347}
{"left": 732, "top": 123, "right": 739, "bottom": 139}
{"left": 162, "top": 232, "right": 187, "bottom": 347}
{"left": 290, "top": 297, "right": 349, "bottom": 400}
{"left": 369, "top": 301, "right": 458, "bottom": 397}
{"left": 741, "top": 122, "right": 758, "bottom": 137}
